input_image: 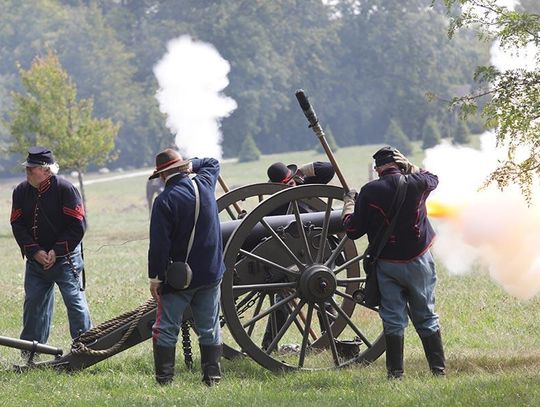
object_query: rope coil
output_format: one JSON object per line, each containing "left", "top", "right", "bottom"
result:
{"left": 71, "top": 298, "right": 157, "bottom": 356}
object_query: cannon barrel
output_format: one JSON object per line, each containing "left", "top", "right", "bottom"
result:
{"left": 220, "top": 210, "right": 344, "bottom": 246}
{"left": 0, "top": 335, "right": 63, "bottom": 356}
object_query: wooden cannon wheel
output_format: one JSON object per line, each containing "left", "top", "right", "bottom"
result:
{"left": 221, "top": 184, "right": 385, "bottom": 371}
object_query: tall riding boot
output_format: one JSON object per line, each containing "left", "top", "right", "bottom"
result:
{"left": 200, "top": 344, "right": 222, "bottom": 386}
{"left": 153, "top": 343, "right": 176, "bottom": 385}
{"left": 385, "top": 335, "right": 404, "bottom": 379}
{"left": 420, "top": 330, "right": 446, "bottom": 376}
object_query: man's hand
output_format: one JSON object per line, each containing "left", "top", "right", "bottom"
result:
{"left": 392, "top": 150, "right": 419, "bottom": 174}
{"left": 33, "top": 250, "right": 50, "bottom": 267}
{"left": 33, "top": 249, "right": 56, "bottom": 269}
{"left": 341, "top": 189, "right": 357, "bottom": 221}
{"left": 150, "top": 281, "right": 162, "bottom": 300}
{"left": 44, "top": 249, "right": 56, "bottom": 270}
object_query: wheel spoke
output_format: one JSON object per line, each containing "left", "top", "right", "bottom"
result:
{"left": 333, "top": 289, "right": 355, "bottom": 302}
{"left": 247, "top": 293, "right": 266, "bottom": 336}
{"left": 266, "top": 299, "right": 306, "bottom": 354}
{"left": 291, "top": 298, "right": 318, "bottom": 340}
{"left": 239, "top": 249, "right": 300, "bottom": 278}
{"left": 259, "top": 218, "right": 305, "bottom": 271}
{"left": 336, "top": 277, "right": 364, "bottom": 286}
{"left": 334, "top": 252, "right": 366, "bottom": 275}
{"left": 329, "top": 297, "right": 373, "bottom": 347}
{"left": 318, "top": 301, "right": 340, "bottom": 366}
{"left": 315, "top": 198, "right": 334, "bottom": 263}
{"left": 324, "top": 235, "right": 348, "bottom": 268}
{"left": 298, "top": 304, "right": 315, "bottom": 368}
{"left": 291, "top": 200, "right": 314, "bottom": 263}
{"left": 313, "top": 303, "right": 337, "bottom": 323}
{"left": 225, "top": 206, "right": 237, "bottom": 220}
{"left": 232, "top": 281, "right": 297, "bottom": 294}
{"left": 242, "top": 291, "right": 297, "bottom": 329}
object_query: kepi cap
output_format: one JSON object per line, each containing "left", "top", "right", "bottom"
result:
{"left": 373, "top": 146, "right": 396, "bottom": 167}
{"left": 22, "top": 146, "right": 55, "bottom": 167}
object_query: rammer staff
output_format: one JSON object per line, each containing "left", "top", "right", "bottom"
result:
{"left": 217, "top": 174, "right": 244, "bottom": 216}
{"left": 295, "top": 89, "right": 350, "bottom": 193}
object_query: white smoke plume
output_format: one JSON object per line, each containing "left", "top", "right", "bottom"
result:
{"left": 425, "top": 0, "right": 539, "bottom": 299}
{"left": 153, "top": 35, "right": 237, "bottom": 159}
{"left": 425, "top": 135, "right": 540, "bottom": 300}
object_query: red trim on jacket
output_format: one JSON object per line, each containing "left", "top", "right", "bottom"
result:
{"left": 63, "top": 204, "right": 85, "bottom": 221}
{"left": 10, "top": 208, "right": 22, "bottom": 223}
{"left": 38, "top": 177, "right": 52, "bottom": 194}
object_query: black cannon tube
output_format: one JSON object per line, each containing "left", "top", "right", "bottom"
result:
{"left": 220, "top": 210, "right": 344, "bottom": 245}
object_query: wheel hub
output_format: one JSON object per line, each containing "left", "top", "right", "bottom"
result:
{"left": 298, "top": 264, "right": 337, "bottom": 303}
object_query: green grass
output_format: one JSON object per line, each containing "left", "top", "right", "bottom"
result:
{"left": 1, "top": 143, "right": 540, "bottom": 406}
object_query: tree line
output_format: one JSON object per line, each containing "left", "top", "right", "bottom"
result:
{"left": 0, "top": 0, "right": 511, "bottom": 173}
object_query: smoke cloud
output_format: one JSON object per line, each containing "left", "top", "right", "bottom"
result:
{"left": 153, "top": 35, "right": 237, "bottom": 159}
{"left": 426, "top": 0, "right": 539, "bottom": 299}
{"left": 426, "top": 134, "right": 540, "bottom": 300}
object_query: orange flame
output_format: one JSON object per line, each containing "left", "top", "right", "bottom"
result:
{"left": 427, "top": 199, "right": 459, "bottom": 219}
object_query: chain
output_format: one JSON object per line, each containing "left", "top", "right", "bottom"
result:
{"left": 236, "top": 293, "right": 261, "bottom": 317}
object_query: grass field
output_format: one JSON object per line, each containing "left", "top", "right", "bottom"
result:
{"left": 1, "top": 144, "right": 540, "bottom": 406}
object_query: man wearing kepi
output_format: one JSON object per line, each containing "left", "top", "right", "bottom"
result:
{"left": 10, "top": 147, "right": 91, "bottom": 349}
{"left": 341, "top": 146, "right": 445, "bottom": 379}
{"left": 148, "top": 148, "right": 224, "bottom": 386}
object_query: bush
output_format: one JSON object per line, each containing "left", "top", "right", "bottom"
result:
{"left": 422, "top": 118, "right": 442, "bottom": 149}
{"left": 238, "top": 134, "right": 261, "bottom": 162}
{"left": 384, "top": 119, "right": 413, "bottom": 155}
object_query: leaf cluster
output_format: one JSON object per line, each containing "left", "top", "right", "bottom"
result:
{"left": 8, "top": 50, "right": 118, "bottom": 172}
{"left": 437, "top": 0, "right": 540, "bottom": 201}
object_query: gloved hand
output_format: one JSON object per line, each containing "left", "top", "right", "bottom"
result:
{"left": 341, "top": 189, "right": 357, "bottom": 221}
{"left": 392, "top": 150, "right": 419, "bottom": 174}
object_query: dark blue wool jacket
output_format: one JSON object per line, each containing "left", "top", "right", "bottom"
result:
{"left": 344, "top": 167, "right": 438, "bottom": 261}
{"left": 148, "top": 158, "right": 225, "bottom": 287}
{"left": 11, "top": 176, "right": 86, "bottom": 259}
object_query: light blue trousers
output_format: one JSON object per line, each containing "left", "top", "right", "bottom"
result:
{"left": 152, "top": 280, "right": 222, "bottom": 347}
{"left": 377, "top": 250, "right": 440, "bottom": 337}
{"left": 20, "top": 246, "right": 92, "bottom": 343}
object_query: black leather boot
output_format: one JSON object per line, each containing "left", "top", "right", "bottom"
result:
{"left": 200, "top": 344, "right": 222, "bottom": 386}
{"left": 153, "top": 343, "right": 176, "bottom": 385}
{"left": 420, "top": 330, "right": 446, "bottom": 376}
{"left": 385, "top": 335, "right": 404, "bottom": 379}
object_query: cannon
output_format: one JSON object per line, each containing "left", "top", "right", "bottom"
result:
{"left": 1, "top": 90, "right": 385, "bottom": 373}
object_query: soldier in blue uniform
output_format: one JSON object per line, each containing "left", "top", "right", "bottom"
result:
{"left": 10, "top": 147, "right": 92, "bottom": 349}
{"left": 148, "top": 148, "right": 225, "bottom": 386}
{"left": 341, "top": 146, "right": 445, "bottom": 379}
